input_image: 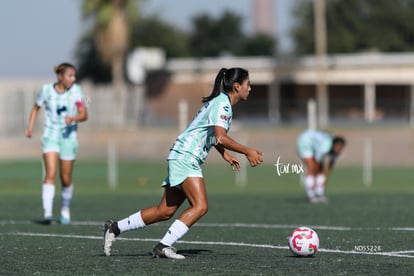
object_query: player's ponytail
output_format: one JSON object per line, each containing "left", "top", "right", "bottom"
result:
{"left": 202, "top": 68, "right": 227, "bottom": 103}
{"left": 202, "top": 67, "right": 249, "bottom": 103}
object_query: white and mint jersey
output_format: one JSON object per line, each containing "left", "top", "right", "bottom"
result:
{"left": 168, "top": 92, "right": 232, "bottom": 164}
{"left": 36, "top": 83, "right": 84, "bottom": 141}
{"left": 297, "top": 130, "right": 333, "bottom": 162}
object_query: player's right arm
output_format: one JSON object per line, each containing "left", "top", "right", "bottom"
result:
{"left": 25, "top": 104, "right": 41, "bottom": 138}
{"left": 214, "top": 144, "right": 241, "bottom": 171}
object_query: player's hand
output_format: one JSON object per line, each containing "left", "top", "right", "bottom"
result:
{"left": 229, "top": 159, "right": 241, "bottom": 171}
{"left": 25, "top": 128, "right": 32, "bottom": 138}
{"left": 65, "top": 116, "right": 74, "bottom": 125}
{"left": 246, "top": 149, "right": 264, "bottom": 167}
{"left": 223, "top": 151, "right": 241, "bottom": 171}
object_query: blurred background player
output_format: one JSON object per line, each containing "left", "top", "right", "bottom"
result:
{"left": 297, "top": 129, "right": 345, "bottom": 203}
{"left": 25, "top": 63, "right": 88, "bottom": 224}
{"left": 103, "top": 67, "right": 264, "bottom": 259}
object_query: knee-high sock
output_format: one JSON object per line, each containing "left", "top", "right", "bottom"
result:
{"left": 117, "top": 211, "right": 146, "bottom": 233}
{"left": 61, "top": 184, "right": 74, "bottom": 210}
{"left": 304, "top": 175, "right": 316, "bottom": 199}
{"left": 160, "top": 220, "right": 189, "bottom": 247}
{"left": 315, "top": 174, "right": 326, "bottom": 197}
{"left": 42, "top": 184, "right": 55, "bottom": 218}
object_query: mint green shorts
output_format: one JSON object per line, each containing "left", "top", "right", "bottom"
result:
{"left": 297, "top": 136, "right": 314, "bottom": 159}
{"left": 41, "top": 137, "right": 79, "bottom": 160}
{"left": 162, "top": 159, "right": 203, "bottom": 187}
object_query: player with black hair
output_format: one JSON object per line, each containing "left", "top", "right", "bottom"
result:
{"left": 297, "top": 130, "right": 346, "bottom": 203}
{"left": 103, "top": 67, "right": 263, "bottom": 259}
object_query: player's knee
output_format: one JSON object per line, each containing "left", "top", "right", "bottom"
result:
{"left": 60, "top": 174, "right": 72, "bottom": 186}
{"left": 44, "top": 174, "right": 56, "bottom": 183}
{"left": 159, "top": 208, "right": 177, "bottom": 221}
{"left": 194, "top": 202, "right": 208, "bottom": 217}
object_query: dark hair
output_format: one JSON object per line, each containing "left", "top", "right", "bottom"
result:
{"left": 333, "top": 136, "right": 346, "bottom": 146}
{"left": 202, "top": 67, "right": 249, "bottom": 103}
{"left": 54, "top": 62, "right": 76, "bottom": 75}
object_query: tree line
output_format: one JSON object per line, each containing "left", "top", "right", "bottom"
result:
{"left": 77, "top": 0, "right": 414, "bottom": 83}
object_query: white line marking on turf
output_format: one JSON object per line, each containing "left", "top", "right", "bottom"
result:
{"left": 387, "top": 250, "right": 414, "bottom": 254}
{"left": 391, "top": 227, "right": 414, "bottom": 231}
{"left": 3, "top": 220, "right": 414, "bottom": 232}
{"left": 197, "top": 223, "right": 353, "bottom": 231}
{"left": 3, "top": 232, "right": 414, "bottom": 259}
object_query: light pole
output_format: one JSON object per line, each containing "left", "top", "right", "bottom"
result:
{"left": 314, "top": 0, "right": 329, "bottom": 128}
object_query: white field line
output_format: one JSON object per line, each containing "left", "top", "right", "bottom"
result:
{"left": 1, "top": 220, "right": 414, "bottom": 232}
{"left": 391, "top": 227, "right": 414, "bottom": 231}
{"left": 386, "top": 250, "right": 414, "bottom": 254}
{"left": 3, "top": 232, "right": 414, "bottom": 259}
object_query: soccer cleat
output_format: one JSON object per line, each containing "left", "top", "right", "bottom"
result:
{"left": 309, "top": 196, "right": 328, "bottom": 204}
{"left": 60, "top": 208, "right": 71, "bottom": 224}
{"left": 103, "top": 220, "right": 118, "bottom": 256}
{"left": 60, "top": 216, "right": 70, "bottom": 224}
{"left": 42, "top": 215, "right": 53, "bottom": 225}
{"left": 316, "top": 196, "right": 328, "bottom": 204}
{"left": 152, "top": 243, "right": 185, "bottom": 260}
{"left": 309, "top": 197, "right": 319, "bottom": 204}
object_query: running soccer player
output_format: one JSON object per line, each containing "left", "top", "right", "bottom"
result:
{"left": 296, "top": 129, "right": 345, "bottom": 203}
{"left": 103, "top": 67, "right": 264, "bottom": 259}
{"left": 25, "top": 63, "right": 88, "bottom": 224}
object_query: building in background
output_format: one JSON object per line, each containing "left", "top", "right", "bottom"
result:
{"left": 252, "top": 0, "right": 275, "bottom": 36}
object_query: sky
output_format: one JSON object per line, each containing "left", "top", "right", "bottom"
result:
{"left": 0, "top": 0, "right": 298, "bottom": 78}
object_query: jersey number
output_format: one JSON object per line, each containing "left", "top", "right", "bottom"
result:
{"left": 57, "top": 106, "right": 67, "bottom": 115}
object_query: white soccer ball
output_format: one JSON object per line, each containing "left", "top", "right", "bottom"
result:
{"left": 288, "top": 226, "right": 319, "bottom": 256}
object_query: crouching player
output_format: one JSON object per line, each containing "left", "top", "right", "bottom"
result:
{"left": 297, "top": 130, "right": 345, "bottom": 203}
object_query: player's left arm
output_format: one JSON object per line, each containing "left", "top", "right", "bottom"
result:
{"left": 324, "top": 154, "right": 338, "bottom": 176}
{"left": 65, "top": 100, "right": 88, "bottom": 125}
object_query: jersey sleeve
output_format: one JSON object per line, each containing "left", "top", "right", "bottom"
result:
{"left": 210, "top": 100, "right": 231, "bottom": 129}
{"left": 35, "top": 84, "right": 48, "bottom": 107}
{"left": 74, "top": 84, "right": 84, "bottom": 102}
{"left": 72, "top": 84, "right": 85, "bottom": 109}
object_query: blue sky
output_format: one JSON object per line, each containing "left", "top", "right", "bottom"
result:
{"left": 0, "top": 0, "right": 297, "bottom": 78}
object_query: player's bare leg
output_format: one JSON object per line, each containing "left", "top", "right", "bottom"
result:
{"left": 103, "top": 186, "right": 186, "bottom": 257}
{"left": 152, "top": 177, "right": 208, "bottom": 259}
{"left": 42, "top": 152, "right": 59, "bottom": 223}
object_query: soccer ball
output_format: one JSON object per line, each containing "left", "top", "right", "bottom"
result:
{"left": 288, "top": 226, "right": 319, "bottom": 256}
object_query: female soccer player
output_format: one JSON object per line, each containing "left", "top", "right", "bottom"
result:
{"left": 296, "top": 129, "right": 346, "bottom": 203}
{"left": 25, "top": 63, "right": 88, "bottom": 224}
{"left": 103, "top": 67, "right": 264, "bottom": 259}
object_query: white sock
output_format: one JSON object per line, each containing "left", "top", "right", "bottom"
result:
{"left": 315, "top": 174, "right": 326, "bottom": 197}
{"left": 61, "top": 184, "right": 74, "bottom": 210}
{"left": 160, "top": 219, "right": 189, "bottom": 247}
{"left": 42, "top": 184, "right": 55, "bottom": 218}
{"left": 304, "top": 175, "right": 316, "bottom": 199}
{"left": 117, "top": 211, "right": 146, "bottom": 233}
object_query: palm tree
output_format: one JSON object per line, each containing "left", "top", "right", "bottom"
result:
{"left": 82, "top": 0, "right": 138, "bottom": 124}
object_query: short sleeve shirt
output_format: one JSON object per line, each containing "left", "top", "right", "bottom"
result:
{"left": 168, "top": 92, "right": 232, "bottom": 163}
{"left": 36, "top": 83, "right": 84, "bottom": 141}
